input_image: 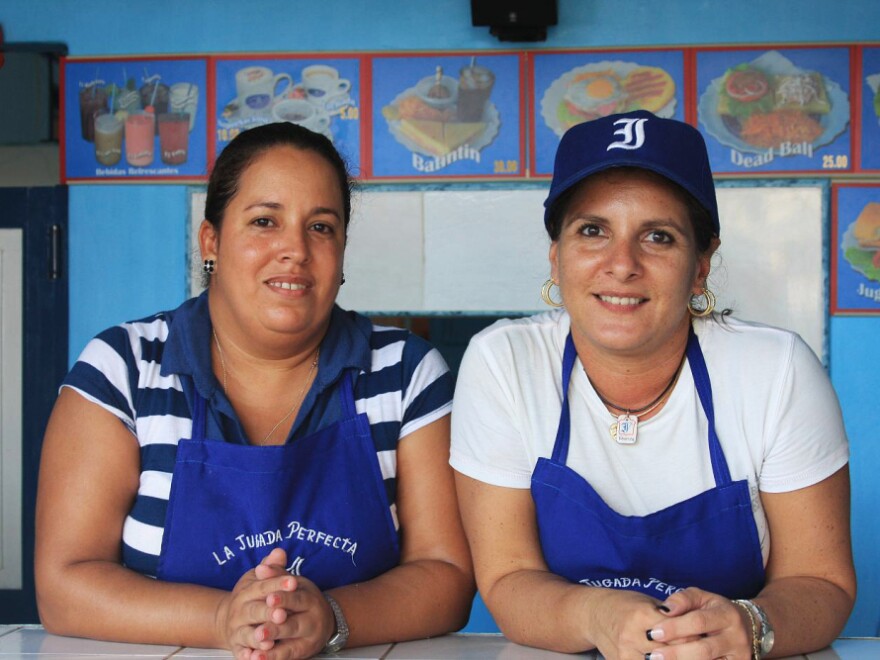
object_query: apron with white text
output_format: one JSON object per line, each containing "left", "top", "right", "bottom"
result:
{"left": 531, "top": 328, "right": 765, "bottom": 600}
{"left": 156, "top": 371, "right": 400, "bottom": 591}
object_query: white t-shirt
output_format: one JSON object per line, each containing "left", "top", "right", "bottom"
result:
{"left": 450, "top": 310, "right": 849, "bottom": 563}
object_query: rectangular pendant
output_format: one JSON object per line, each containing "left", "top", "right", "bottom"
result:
{"left": 615, "top": 414, "right": 638, "bottom": 445}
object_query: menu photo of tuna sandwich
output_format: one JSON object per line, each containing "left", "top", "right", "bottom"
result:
{"left": 540, "top": 60, "right": 676, "bottom": 137}
{"left": 842, "top": 202, "right": 880, "bottom": 284}
{"left": 380, "top": 58, "right": 500, "bottom": 160}
{"left": 698, "top": 50, "right": 849, "bottom": 158}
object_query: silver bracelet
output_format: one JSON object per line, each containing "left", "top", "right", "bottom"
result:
{"left": 733, "top": 598, "right": 774, "bottom": 658}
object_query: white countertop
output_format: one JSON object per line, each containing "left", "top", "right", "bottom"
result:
{"left": 0, "top": 625, "right": 876, "bottom": 658}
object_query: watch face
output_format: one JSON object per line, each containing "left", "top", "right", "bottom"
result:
{"left": 762, "top": 630, "right": 775, "bottom": 654}
{"left": 325, "top": 636, "right": 346, "bottom": 654}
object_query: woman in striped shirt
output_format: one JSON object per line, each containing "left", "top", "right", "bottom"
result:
{"left": 35, "top": 122, "right": 474, "bottom": 659}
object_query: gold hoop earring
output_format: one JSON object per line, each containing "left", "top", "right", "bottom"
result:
{"left": 688, "top": 287, "right": 716, "bottom": 317}
{"left": 541, "top": 279, "right": 564, "bottom": 308}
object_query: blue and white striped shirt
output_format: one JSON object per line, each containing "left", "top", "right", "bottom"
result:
{"left": 62, "top": 293, "right": 454, "bottom": 579}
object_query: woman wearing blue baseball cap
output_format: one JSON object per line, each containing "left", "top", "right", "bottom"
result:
{"left": 451, "top": 111, "right": 854, "bottom": 659}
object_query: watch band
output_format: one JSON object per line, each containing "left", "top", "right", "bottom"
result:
{"left": 322, "top": 592, "right": 349, "bottom": 654}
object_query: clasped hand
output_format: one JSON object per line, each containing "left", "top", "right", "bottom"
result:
{"left": 590, "top": 587, "right": 753, "bottom": 660}
{"left": 215, "top": 548, "right": 335, "bottom": 660}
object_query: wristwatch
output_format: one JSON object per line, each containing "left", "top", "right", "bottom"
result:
{"left": 322, "top": 593, "right": 349, "bottom": 654}
{"left": 735, "top": 599, "right": 775, "bottom": 658}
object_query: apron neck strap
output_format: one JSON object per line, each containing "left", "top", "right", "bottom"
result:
{"left": 685, "top": 324, "right": 731, "bottom": 485}
{"left": 338, "top": 370, "right": 359, "bottom": 417}
{"left": 191, "top": 390, "right": 208, "bottom": 442}
{"left": 551, "top": 333, "right": 577, "bottom": 463}
{"left": 551, "top": 326, "right": 732, "bottom": 486}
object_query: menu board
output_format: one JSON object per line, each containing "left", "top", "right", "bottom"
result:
{"left": 369, "top": 52, "right": 524, "bottom": 178}
{"left": 832, "top": 183, "right": 880, "bottom": 314}
{"left": 696, "top": 47, "right": 852, "bottom": 175}
{"left": 60, "top": 44, "right": 879, "bottom": 184}
{"left": 860, "top": 47, "right": 880, "bottom": 172}
{"left": 530, "top": 49, "right": 686, "bottom": 177}
{"left": 213, "top": 56, "right": 363, "bottom": 172}
{"left": 63, "top": 58, "right": 208, "bottom": 181}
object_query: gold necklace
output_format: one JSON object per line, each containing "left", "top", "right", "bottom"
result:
{"left": 585, "top": 353, "right": 686, "bottom": 445}
{"left": 212, "top": 329, "right": 320, "bottom": 445}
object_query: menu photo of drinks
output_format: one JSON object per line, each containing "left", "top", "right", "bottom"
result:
{"left": 62, "top": 57, "right": 208, "bottom": 181}
{"left": 832, "top": 183, "right": 880, "bottom": 314}
{"left": 529, "top": 49, "right": 686, "bottom": 177}
{"left": 695, "top": 46, "right": 853, "bottom": 175}
{"left": 369, "top": 52, "right": 524, "bottom": 178}
{"left": 214, "top": 56, "right": 362, "bottom": 174}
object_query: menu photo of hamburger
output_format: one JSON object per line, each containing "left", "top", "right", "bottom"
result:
{"left": 843, "top": 202, "right": 880, "bottom": 283}
{"left": 381, "top": 60, "right": 499, "bottom": 160}
{"left": 699, "top": 50, "right": 849, "bottom": 157}
{"left": 540, "top": 61, "right": 677, "bottom": 137}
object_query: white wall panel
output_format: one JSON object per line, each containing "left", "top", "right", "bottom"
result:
{"left": 337, "top": 192, "right": 424, "bottom": 312}
{"left": 715, "top": 186, "right": 825, "bottom": 359}
{"left": 423, "top": 190, "right": 550, "bottom": 312}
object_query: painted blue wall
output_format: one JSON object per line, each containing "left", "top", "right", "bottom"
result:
{"left": 3, "top": 0, "right": 878, "bottom": 637}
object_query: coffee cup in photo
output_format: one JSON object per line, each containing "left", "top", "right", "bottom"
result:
{"left": 415, "top": 73, "right": 458, "bottom": 110}
{"left": 235, "top": 66, "right": 293, "bottom": 117}
{"left": 170, "top": 82, "right": 199, "bottom": 131}
{"left": 301, "top": 65, "right": 351, "bottom": 104}
{"left": 272, "top": 98, "right": 331, "bottom": 133}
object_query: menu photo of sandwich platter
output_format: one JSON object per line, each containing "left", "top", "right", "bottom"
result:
{"left": 530, "top": 50, "right": 685, "bottom": 176}
{"left": 370, "top": 52, "right": 523, "bottom": 178}
{"left": 833, "top": 184, "right": 880, "bottom": 314}
{"left": 859, "top": 46, "right": 880, "bottom": 172}
{"left": 213, "top": 56, "right": 362, "bottom": 172}
{"left": 696, "top": 47, "right": 852, "bottom": 175}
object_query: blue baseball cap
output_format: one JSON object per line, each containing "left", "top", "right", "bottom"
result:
{"left": 543, "top": 110, "right": 720, "bottom": 236}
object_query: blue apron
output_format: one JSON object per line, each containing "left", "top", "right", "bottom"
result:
{"left": 531, "top": 328, "right": 766, "bottom": 600}
{"left": 156, "top": 372, "right": 401, "bottom": 591}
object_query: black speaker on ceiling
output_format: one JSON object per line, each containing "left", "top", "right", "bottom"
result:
{"left": 471, "top": 0, "right": 558, "bottom": 42}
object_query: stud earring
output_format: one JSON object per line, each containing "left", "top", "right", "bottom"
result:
{"left": 203, "top": 259, "right": 215, "bottom": 274}
{"left": 340, "top": 272, "right": 346, "bottom": 285}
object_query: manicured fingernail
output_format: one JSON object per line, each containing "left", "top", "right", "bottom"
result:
{"left": 282, "top": 577, "right": 294, "bottom": 590}
{"left": 646, "top": 653, "right": 664, "bottom": 660}
{"left": 647, "top": 628, "right": 665, "bottom": 641}
{"left": 656, "top": 605, "right": 671, "bottom": 613}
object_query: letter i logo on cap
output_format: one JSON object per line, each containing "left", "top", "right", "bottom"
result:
{"left": 607, "top": 117, "right": 648, "bottom": 151}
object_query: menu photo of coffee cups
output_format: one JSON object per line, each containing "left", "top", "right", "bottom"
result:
{"left": 64, "top": 59, "right": 208, "bottom": 180}
{"left": 216, "top": 59, "right": 359, "bottom": 145}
